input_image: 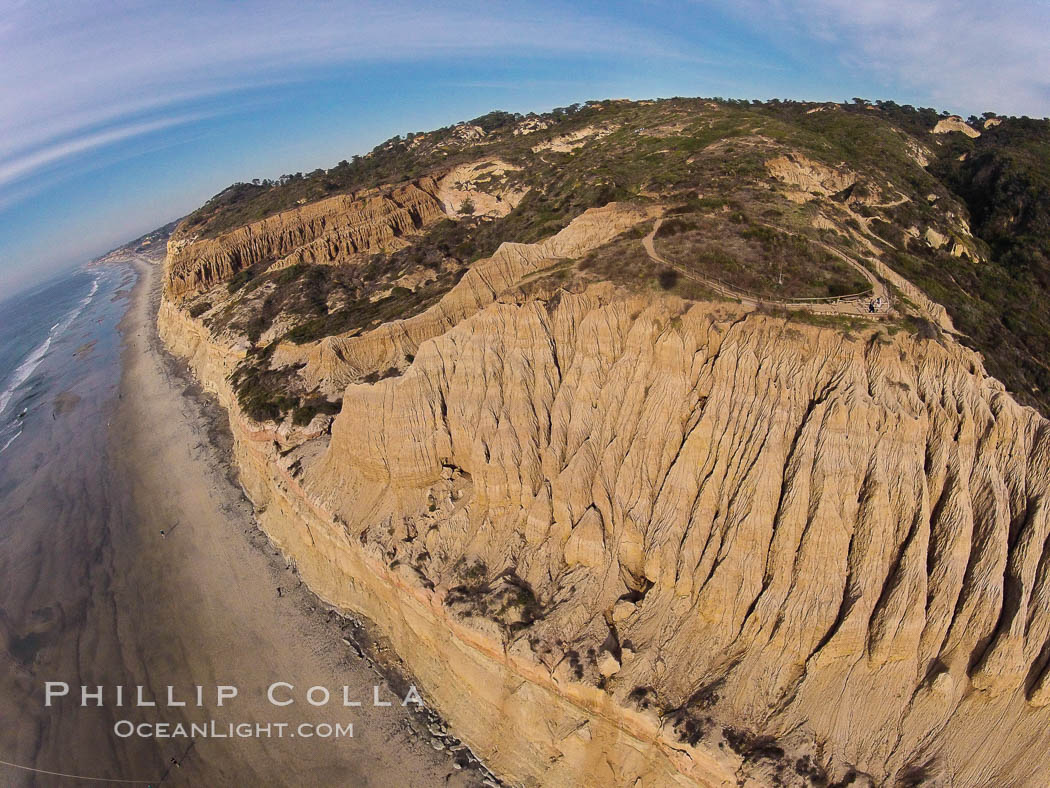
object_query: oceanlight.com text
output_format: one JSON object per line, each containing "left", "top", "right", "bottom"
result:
{"left": 113, "top": 720, "right": 354, "bottom": 739}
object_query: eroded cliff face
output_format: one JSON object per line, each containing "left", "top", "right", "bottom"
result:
{"left": 165, "top": 178, "right": 447, "bottom": 299}
{"left": 161, "top": 261, "right": 1050, "bottom": 786}
{"left": 159, "top": 291, "right": 726, "bottom": 788}
{"left": 166, "top": 162, "right": 533, "bottom": 303}
{"left": 303, "top": 289, "right": 1050, "bottom": 786}
{"left": 296, "top": 203, "right": 657, "bottom": 395}
{"left": 155, "top": 99, "right": 1050, "bottom": 786}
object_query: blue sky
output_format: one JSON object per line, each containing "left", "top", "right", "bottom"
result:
{"left": 1, "top": 0, "right": 1048, "bottom": 295}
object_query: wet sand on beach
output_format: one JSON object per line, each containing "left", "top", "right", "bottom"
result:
{"left": 0, "top": 255, "right": 479, "bottom": 786}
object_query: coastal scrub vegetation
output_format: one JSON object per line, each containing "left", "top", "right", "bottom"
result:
{"left": 655, "top": 212, "right": 869, "bottom": 299}
{"left": 229, "top": 344, "right": 340, "bottom": 424}
{"left": 445, "top": 559, "right": 544, "bottom": 634}
{"left": 185, "top": 95, "right": 1050, "bottom": 416}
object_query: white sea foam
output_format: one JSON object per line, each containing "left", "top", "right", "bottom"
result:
{"left": 0, "top": 424, "right": 23, "bottom": 456}
{"left": 0, "top": 274, "right": 100, "bottom": 420}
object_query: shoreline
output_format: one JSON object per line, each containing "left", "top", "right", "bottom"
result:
{"left": 0, "top": 261, "right": 152, "bottom": 786}
{"left": 105, "top": 252, "right": 491, "bottom": 785}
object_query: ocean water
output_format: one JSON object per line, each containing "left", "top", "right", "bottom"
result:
{"left": 0, "top": 264, "right": 129, "bottom": 457}
{"left": 0, "top": 259, "right": 149, "bottom": 781}
{"left": 0, "top": 257, "right": 468, "bottom": 785}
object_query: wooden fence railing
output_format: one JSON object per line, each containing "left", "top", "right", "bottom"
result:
{"left": 668, "top": 262, "right": 876, "bottom": 306}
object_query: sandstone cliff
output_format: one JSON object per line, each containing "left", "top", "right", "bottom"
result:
{"left": 165, "top": 178, "right": 447, "bottom": 299}
{"left": 161, "top": 269, "right": 1050, "bottom": 786}
{"left": 297, "top": 203, "right": 657, "bottom": 394}
{"left": 312, "top": 288, "right": 1050, "bottom": 784}
{"left": 158, "top": 96, "right": 1050, "bottom": 787}
{"left": 932, "top": 116, "right": 981, "bottom": 138}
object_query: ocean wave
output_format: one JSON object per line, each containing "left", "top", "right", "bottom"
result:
{"left": 0, "top": 424, "right": 23, "bottom": 456}
{"left": 0, "top": 274, "right": 100, "bottom": 420}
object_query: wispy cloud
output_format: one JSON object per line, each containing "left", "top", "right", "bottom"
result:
{"left": 716, "top": 0, "right": 1050, "bottom": 115}
{"left": 7, "top": 0, "right": 1043, "bottom": 210}
{"left": 0, "top": 1, "right": 681, "bottom": 199}
{"left": 0, "top": 112, "right": 210, "bottom": 188}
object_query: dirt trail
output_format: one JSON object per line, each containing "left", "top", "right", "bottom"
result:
{"left": 642, "top": 218, "right": 891, "bottom": 317}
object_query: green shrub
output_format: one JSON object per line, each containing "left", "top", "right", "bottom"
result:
{"left": 658, "top": 269, "right": 679, "bottom": 289}
{"left": 227, "top": 268, "right": 255, "bottom": 293}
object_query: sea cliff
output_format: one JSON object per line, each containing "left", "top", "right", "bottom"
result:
{"left": 158, "top": 97, "right": 1050, "bottom": 786}
{"left": 160, "top": 262, "right": 1050, "bottom": 787}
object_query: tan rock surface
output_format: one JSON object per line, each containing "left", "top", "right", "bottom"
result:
{"left": 532, "top": 125, "right": 613, "bottom": 153}
{"left": 314, "top": 289, "right": 1050, "bottom": 785}
{"left": 932, "top": 116, "right": 981, "bottom": 138}
{"left": 297, "top": 202, "right": 658, "bottom": 394}
{"left": 165, "top": 177, "right": 446, "bottom": 299}
{"left": 162, "top": 253, "right": 1050, "bottom": 785}
{"left": 765, "top": 153, "right": 855, "bottom": 196}
{"left": 435, "top": 159, "right": 527, "bottom": 218}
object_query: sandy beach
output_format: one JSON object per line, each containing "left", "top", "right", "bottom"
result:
{"left": 0, "top": 253, "right": 484, "bottom": 786}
